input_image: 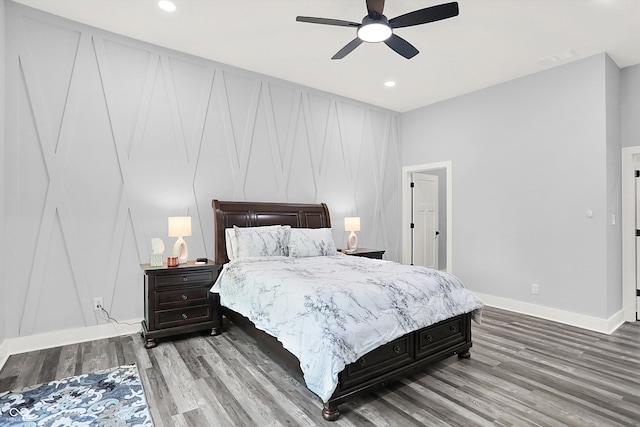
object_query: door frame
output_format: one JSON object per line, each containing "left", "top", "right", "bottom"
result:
{"left": 621, "top": 146, "right": 639, "bottom": 322}
{"left": 402, "top": 161, "right": 453, "bottom": 273}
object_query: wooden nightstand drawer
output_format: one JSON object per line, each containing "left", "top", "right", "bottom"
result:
{"left": 155, "top": 288, "right": 210, "bottom": 310}
{"left": 155, "top": 305, "right": 212, "bottom": 329}
{"left": 155, "top": 271, "right": 214, "bottom": 288}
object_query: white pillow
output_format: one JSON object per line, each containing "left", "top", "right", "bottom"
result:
{"left": 225, "top": 228, "right": 237, "bottom": 260}
{"left": 233, "top": 225, "right": 291, "bottom": 258}
{"left": 288, "top": 228, "right": 337, "bottom": 257}
{"left": 226, "top": 225, "right": 284, "bottom": 260}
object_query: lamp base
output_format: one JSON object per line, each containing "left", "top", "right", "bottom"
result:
{"left": 347, "top": 231, "right": 358, "bottom": 252}
{"left": 173, "top": 237, "right": 188, "bottom": 264}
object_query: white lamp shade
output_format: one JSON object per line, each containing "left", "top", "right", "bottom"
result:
{"left": 168, "top": 216, "right": 192, "bottom": 237}
{"left": 344, "top": 217, "right": 361, "bottom": 232}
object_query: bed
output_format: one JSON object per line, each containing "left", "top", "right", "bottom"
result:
{"left": 211, "top": 199, "right": 483, "bottom": 421}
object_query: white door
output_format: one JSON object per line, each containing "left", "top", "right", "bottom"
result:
{"left": 412, "top": 173, "right": 439, "bottom": 269}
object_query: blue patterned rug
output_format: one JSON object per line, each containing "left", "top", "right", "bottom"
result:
{"left": 0, "top": 363, "right": 153, "bottom": 426}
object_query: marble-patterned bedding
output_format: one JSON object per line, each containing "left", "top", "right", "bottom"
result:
{"left": 211, "top": 254, "right": 483, "bottom": 401}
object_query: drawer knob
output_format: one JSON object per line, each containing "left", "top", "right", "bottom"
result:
{"left": 358, "top": 357, "right": 366, "bottom": 366}
{"left": 450, "top": 325, "right": 458, "bottom": 333}
{"left": 181, "top": 294, "right": 188, "bottom": 300}
{"left": 426, "top": 335, "right": 433, "bottom": 342}
{"left": 182, "top": 276, "right": 188, "bottom": 282}
{"left": 181, "top": 313, "right": 188, "bottom": 320}
{"left": 393, "top": 345, "right": 401, "bottom": 354}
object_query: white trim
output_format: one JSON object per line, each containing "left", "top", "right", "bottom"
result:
{"left": 402, "top": 161, "right": 453, "bottom": 273}
{"left": 621, "top": 146, "right": 640, "bottom": 322}
{"left": 0, "top": 338, "right": 9, "bottom": 373}
{"left": 477, "top": 293, "right": 626, "bottom": 335}
{"left": 0, "top": 319, "right": 142, "bottom": 371}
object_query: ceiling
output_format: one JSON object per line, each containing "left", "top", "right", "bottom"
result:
{"left": 13, "top": 0, "right": 640, "bottom": 112}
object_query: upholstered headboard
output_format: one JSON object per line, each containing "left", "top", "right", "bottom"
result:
{"left": 211, "top": 200, "right": 331, "bottom": 264}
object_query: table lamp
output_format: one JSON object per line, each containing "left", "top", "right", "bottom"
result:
{"left": 168, "top": 216, "right": 191, "bottom": 264}
{"left": 344, "top": 217, "right": 360, "bottom": 253}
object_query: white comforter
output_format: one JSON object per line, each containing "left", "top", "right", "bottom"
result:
{"left": 211, "top": 255, "right": 483, "bottom": 402}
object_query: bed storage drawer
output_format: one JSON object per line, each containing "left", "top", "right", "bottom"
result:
{"left": 416, "top": 316, "right": 466, "bottom": 358}
{"left": 341, "top": 334, "right": 415, "bottom": 389}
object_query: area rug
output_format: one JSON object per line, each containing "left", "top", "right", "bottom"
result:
{"left": 0, "top": 363, "right": 153, "bottom": 426}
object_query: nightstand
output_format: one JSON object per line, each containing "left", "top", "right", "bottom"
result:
{"left": 340, "top": 248, "right": 385, "bottom": 259}
{"left": 141, "top": 260, "right": 221, "bottom": 349}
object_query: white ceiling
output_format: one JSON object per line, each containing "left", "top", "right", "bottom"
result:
{"left": 13, "top": 0, "right": 640, "bottom": 112}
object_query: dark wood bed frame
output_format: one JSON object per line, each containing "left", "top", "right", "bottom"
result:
{"left": 212, "top": 199, "right": 473, "bottom": 421}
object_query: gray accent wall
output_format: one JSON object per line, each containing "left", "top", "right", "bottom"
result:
{"left": 2, "top": 3, "right": 401, "bottom": 339}
{"left": 403, "top": 54, "right": 622, "bottom": 320}
{"left": 0, "top": 0, "right": 7, "bottom": 347}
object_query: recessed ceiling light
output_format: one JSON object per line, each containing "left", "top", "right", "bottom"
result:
{"left": 158, "top": 1, "right": 176, "bottom": 12}
{"left": 384, "top": 81, "right": 396, "bottom": 88}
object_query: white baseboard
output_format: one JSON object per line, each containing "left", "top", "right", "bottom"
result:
{"left": 0, "top": 338, "right": 9, "bottom": 374}
{"left": 476, "top": 293, "right": 626, "bottom": 335}
{"left": 0, "top": 319, "right": 142, "bottom": 372}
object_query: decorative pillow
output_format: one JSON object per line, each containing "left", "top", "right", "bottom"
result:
{"left": 233, "top": 225, "right": 291, "bottom": 258}
{"left": 288, "top": 228, "right": 337, "bottom": 258}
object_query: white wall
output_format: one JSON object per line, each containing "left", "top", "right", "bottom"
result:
{"left": 605, "top": 56, "right": 622, "bottom": 317}
{"left": 0, "top": 0, "right": 8, "bottom": 355}
{"left": 402, "top": 54, "right": 621, "bottom": 322}
{"left": 622, "top": 64, "right": 640, "bottom": 148}
{"left": 2, "top": 2, "right": 401, "bottom": 340}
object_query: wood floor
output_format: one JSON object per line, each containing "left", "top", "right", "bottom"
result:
{"left": 1, "top": 307, "right": 639, "bottom": 426}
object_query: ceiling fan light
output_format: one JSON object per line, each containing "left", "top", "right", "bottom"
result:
{"left": 158, "top": 1, "right": 176, "bottom": 12}
{"left": 357, "top": 22, "right": 392, "bottom": 43}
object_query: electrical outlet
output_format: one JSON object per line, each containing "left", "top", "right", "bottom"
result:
{"left": 531, "top": 284, "right": 539, "bottom": 295}
{"left": 93, "top": 297, "right": 103, "bottom": 311}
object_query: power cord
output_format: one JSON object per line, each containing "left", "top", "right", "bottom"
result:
{"left": 96, "top": 303, "right": 141, "bottom": 328}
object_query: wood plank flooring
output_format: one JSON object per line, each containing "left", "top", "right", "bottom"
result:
{"left": 1, "top": 307, "right": 639, "bottom": 426}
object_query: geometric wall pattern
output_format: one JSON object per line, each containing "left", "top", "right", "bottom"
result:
{"left": 3, "top": 4, "right": 401, "bottom": 338}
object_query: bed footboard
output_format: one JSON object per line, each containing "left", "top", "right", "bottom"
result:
{"left": 324, "top": 312, "right": 473, "bottom": 420}
{"left": 223, "top": 307, "right": 473, "bottom": 421}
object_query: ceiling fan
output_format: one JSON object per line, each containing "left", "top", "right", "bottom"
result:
{"left": 296, "top": 0, "right": 459, "bottom": 60}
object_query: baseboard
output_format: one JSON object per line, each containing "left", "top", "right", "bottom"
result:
{"left": 0, "top": 338, "right": 9, "bottom": 373}
{"left": 476, "top": 293, "right": 626, "bottom": 335}
{"left": 0, "top": 319, "right": 142, "bottom": 372}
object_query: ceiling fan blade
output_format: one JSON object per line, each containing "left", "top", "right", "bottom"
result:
{"left": 332, "top": 38, "right": 364, "bottom": 60}
{"left": 389, "top": 2, "right": 459, "bottom": 29}
{"left": 296, "top": 16, "right": 360, "bottom": 27}
{"left": 384, "top": 34, "right": 419, "bottom": 59}
{"left": 366, "top": 0, "right": 385, "bottom": 18}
